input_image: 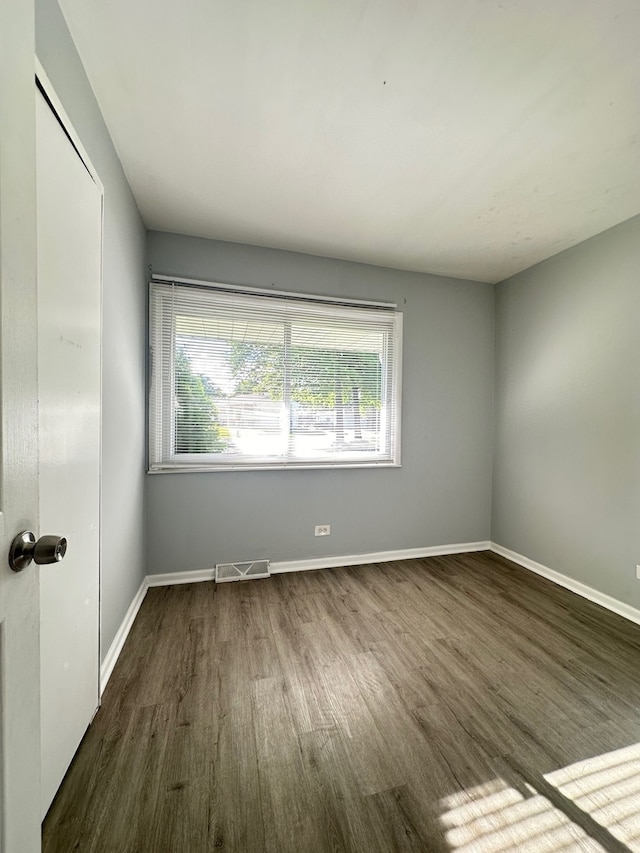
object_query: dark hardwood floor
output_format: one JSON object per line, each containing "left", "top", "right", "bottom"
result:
{"left": 43, "top": 552, "right": 640, "bottom": 852}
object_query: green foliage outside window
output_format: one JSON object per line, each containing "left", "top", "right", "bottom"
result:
{"left": 229, "top": 341, "right": 381, "bottom": 442}
{"left": 174, "top": 348, "right": 228, "bottom": 453}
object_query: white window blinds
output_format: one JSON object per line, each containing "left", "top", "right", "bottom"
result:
{"left": 149, "top": 281, "right": 402, "bottom": 471}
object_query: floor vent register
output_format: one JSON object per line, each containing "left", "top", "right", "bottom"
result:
{"left": 215, "top": 559, "right": 271, "bottom": 583}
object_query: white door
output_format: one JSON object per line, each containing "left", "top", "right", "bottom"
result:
{"left": 0, "top": 2, "right": 42, "bottom": 850}
{"left": 36, "top": 87, "right": 102, "bottom": 818}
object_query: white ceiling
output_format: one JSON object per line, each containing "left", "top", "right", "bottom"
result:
{"left": 59, "top": 0, "right": 640, "bottom": 283}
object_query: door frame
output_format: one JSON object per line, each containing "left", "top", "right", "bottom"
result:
{"left": 35, "top": 61, "right": 103, "bottom": 195}
{"left": 35, "top": 58, "right": 105, "bottom": 697}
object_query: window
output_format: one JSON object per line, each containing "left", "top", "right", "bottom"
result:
{"left": 148, "top": 279, "right": 402, "bottom": 471}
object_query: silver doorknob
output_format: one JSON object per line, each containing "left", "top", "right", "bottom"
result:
{"left": 9, "top": 531, "right": 68, "bottom": 572}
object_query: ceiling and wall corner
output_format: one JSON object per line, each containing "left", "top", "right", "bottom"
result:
{"left": 57, "top": 0, "right": 640, "bottom": 284}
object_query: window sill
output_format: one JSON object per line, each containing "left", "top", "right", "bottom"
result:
{"left": 147, "top": 461, "right": 401, "bottom": 474}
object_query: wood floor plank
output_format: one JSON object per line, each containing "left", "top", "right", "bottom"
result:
{"left": 43, "top": 555, "right": 640, "bottom": 852}
{"left": 297, "top": 728, "right": 362, "bottom": 853}
{"left": 209, "top": 637, "right": 267, "bottom": 853}
{"left": 93, "top": 702, "right": 173, "bottom": 853}
{"left": 319, "top": 656, "right": 404, "bottom": 796}
{"left": 363, "top": 785, "right": 451, "bottom": 853}
{"left": 251, "top": 676, "right": 316, "bottom": 853}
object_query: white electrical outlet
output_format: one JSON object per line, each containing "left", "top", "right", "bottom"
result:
{"left": 315, "top": 524, "right": 331, "bottom": 537}
{"left": 636, "top": 565, "right": 640, "bottom": 580}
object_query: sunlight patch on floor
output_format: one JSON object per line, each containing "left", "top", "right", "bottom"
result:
{"left": 440, "top": 742, "right": 640, "bottom": 851}
{"left": 545, "top": 741, "right": 640, "bottom": 850}
{"left": 440, "top": 777, "right": 604, "bottom": 853}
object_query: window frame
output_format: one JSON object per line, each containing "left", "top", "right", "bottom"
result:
{"left": 148, "top": 277, "right": 403, "bottom": 473}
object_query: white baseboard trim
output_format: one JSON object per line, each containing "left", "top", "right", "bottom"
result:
{"left": 146, "top": 542, "right": 491, "bottom": 586}
{"left": 490, "top": 542, "right": 640, "bottom": 628}
{"left": 271, "top": 541, "right": 491, "bottom": 574}
{"left": 146, "top": 568, "right": 216, "bottom": 587}
{"left": 100, "top": 578, "right": 148, "bottom": 695}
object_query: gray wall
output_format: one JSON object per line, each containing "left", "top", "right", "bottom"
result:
{"left": 492, "top": 214, "right": 640, "bottom": 608}
{"left": 36, "top": 0, "right": 147, "bottom": 659}
{"left": 146, "top": 232, "right": 495, "bottom": 574}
